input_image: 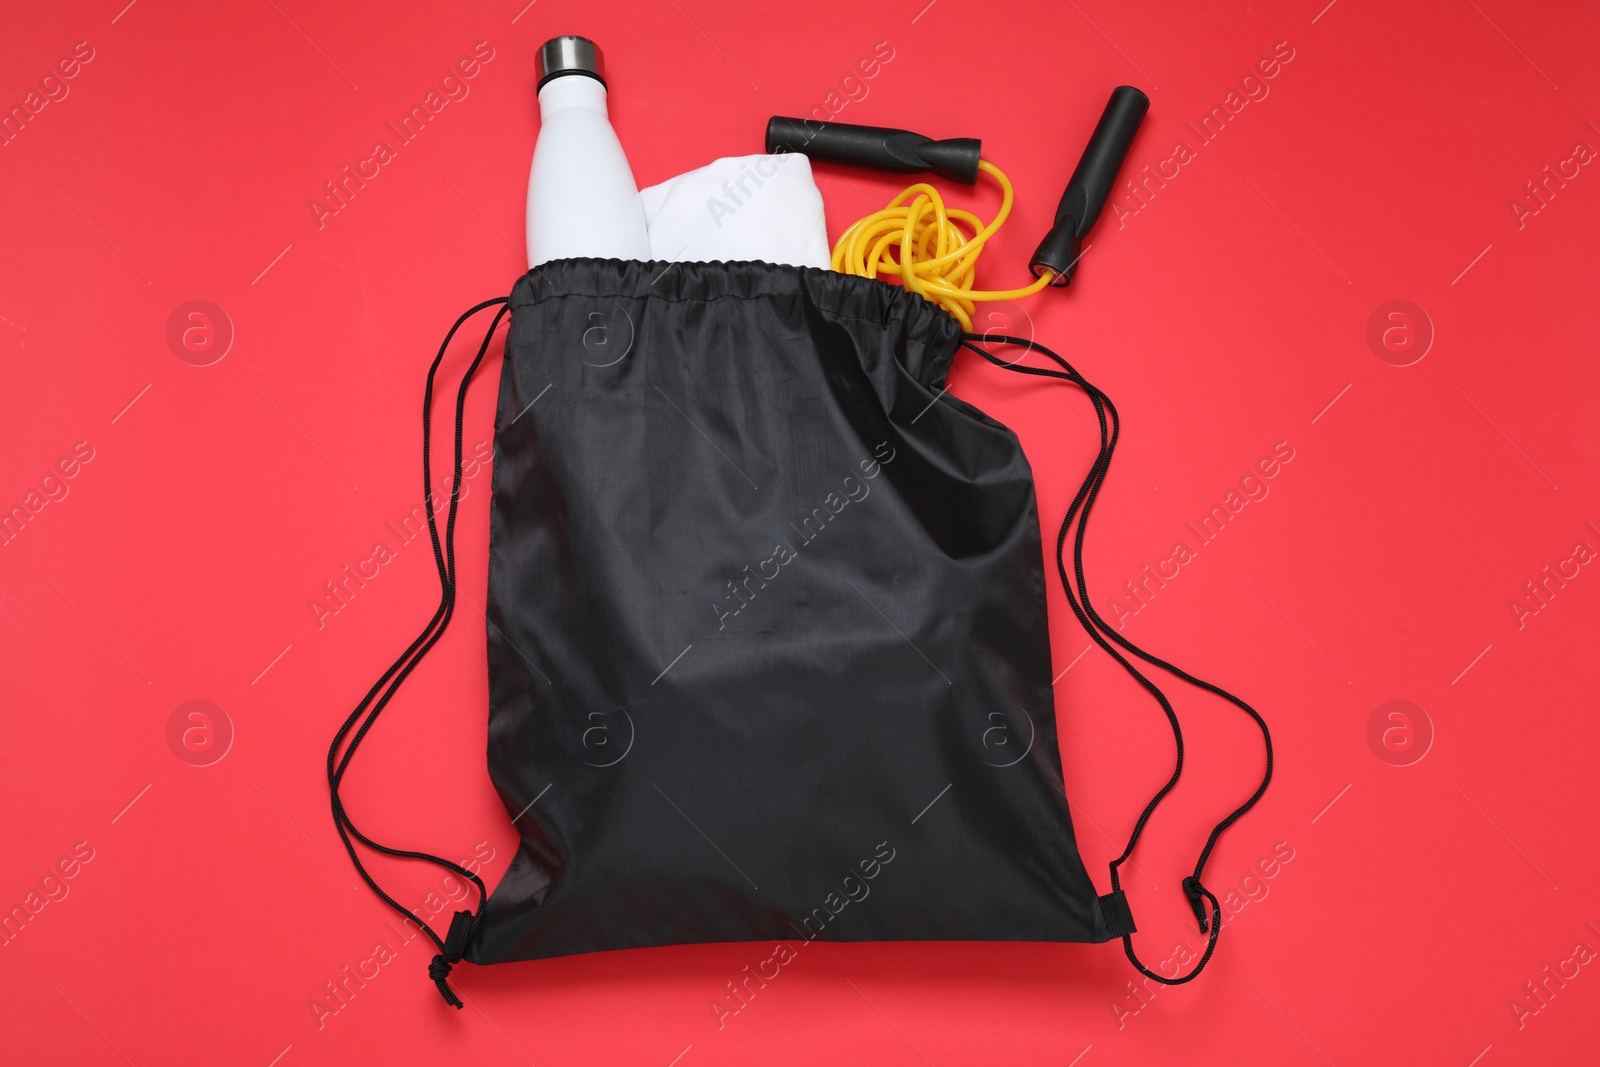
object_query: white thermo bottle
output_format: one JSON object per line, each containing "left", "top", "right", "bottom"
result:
{"left": 526, "top": 37, "right": 650, "bottom": 268}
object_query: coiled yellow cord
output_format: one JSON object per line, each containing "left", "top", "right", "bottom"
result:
{"left": 831, "top": 159, "right": 1054, "bottom": 332}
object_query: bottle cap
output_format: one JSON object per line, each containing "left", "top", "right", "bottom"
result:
{"left": 537, "top": 36, "right": 606, "bottom": 89}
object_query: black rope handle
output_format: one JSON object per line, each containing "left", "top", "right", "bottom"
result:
{"left": 327, "top": 296, "right": 511, "bottom": 1008}
{"left": 959, "top": 332, "right": 1274, "bottom": 985}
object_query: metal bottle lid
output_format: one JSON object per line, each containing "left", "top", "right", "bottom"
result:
{"left": 536, "top": 36, "right": 606, "bottom": 89}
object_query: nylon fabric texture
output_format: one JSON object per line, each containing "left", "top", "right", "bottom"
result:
{"left": 468, "top": 258, "right": 1111, "bottom": 965}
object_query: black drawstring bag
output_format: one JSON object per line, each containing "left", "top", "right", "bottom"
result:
{"left": 328, "top": 258, "right": 1271, "bottom": 1008}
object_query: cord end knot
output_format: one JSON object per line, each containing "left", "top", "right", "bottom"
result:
{"left": 428, "top": 910, "right": 478, "bottom": 1009}
{"left": 428, "top": 955, "right": 463, "bottom": 1009}
{"left": 1181, "top": 877, "right": 1209, "bottom": 933}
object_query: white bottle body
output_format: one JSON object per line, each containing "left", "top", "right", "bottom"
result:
{"left": 526, "top": 75, "right": 650, "bottom": 267}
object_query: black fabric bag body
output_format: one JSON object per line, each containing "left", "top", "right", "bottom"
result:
{"left": 328, "top": 257, "right": 1269, "bottom": 1007}
{"left": 471, "top": 258, "right": 1108, "bottom": 964}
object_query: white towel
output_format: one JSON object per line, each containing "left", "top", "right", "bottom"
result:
{"left": 639, "top": 153, "right": 831, "bottom": 270}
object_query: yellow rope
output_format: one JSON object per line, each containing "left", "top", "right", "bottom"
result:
{"left": 830, "top": 159, "right": 1053, "bottom": 332}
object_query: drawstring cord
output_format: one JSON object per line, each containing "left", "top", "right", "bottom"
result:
{"left": 960, "top": 332, "right": 1273, "bottom": 984}
{"left": 327, "top": 296, "right": 511, "bottom": 1008}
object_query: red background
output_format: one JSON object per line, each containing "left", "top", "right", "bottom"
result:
{"left": 3, "top": 0, "right": 1597, "bottom": 1063}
